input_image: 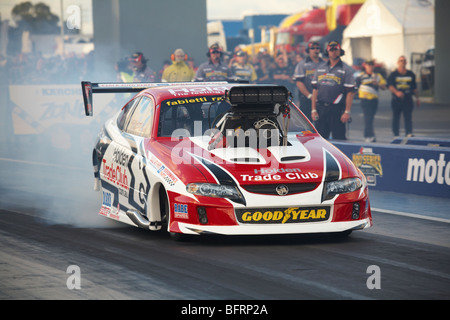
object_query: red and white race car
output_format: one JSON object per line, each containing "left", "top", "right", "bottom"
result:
{"left": 82, "top": 81, "right": 372, "bottom": 240}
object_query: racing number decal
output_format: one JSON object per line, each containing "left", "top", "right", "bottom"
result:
{"left": 127, "top": 154, "right": 151, "bottom": 214}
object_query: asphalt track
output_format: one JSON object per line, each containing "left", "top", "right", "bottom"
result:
{"left": 0, "top": 157, "right": 449, "bottom": 301}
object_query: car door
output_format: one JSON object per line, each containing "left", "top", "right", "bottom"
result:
{"left": 118, "top": 95, "right": 155, "bottom": 215}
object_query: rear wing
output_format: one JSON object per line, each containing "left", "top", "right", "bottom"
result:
{"left": 81, "top": 81, "right": 229, "bottom": 116}
{"left": 81, "top": 81, "right": 164, "bottom": 116}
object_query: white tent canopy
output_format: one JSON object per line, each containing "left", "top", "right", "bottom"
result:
{"left": 341, "top": 0, "right": 435, "bottom": 71}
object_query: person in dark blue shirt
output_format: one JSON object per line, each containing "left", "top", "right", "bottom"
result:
{"left": 387, "top": 55, "right": 420, "bottom": 137}
{"left": 293, "top": 41, "right": 324, "bottom": 122}
{"left": 311, "top": 41, "right": 355, "bottom": 140}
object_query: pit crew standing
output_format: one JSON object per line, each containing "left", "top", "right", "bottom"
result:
{"left": 230, "top": 50, "right": 257, "bottom": 83}
{"left": 129, "top": 52, "right": 156, "bottom": 82}
{"left": 293, "top": 41, "right": 324, "bottom": 122}
{"left": 272, "top": 53, "right": 295, "bottom": 93}
{"left": 115, "top": 57, "right": 133, "bottom": 82}
{"left": 194, "top": 44, "right": 231, "bottom": 82}
{"left": 161, "top": 48, "right": 195, "bottom": 82}
{"left": 311, "top": 41, "right": 355, "bottom": 140}
{"left": 387, "top": 55, "right": 420, "bottom": 138}
{"left": 356, "top": 59, "right": 386, "bottom": 142}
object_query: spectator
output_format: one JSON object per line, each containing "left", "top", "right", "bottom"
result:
{"left": 311, "top": 41, "right": 355, "bottom": 140}
{"left": 161, "top": 48, "right": 195, "bottom": 82}
{"left": 194, "top": 43, "right": 231, "bottom": 82}
{"left": 255, "top": 55, "right": 273, "bottom": 84}
{"left": 293, "top": 41, "right": 324, "bottom": 122}
{"left": 230, "top": 50, "right": 257, "bottom": 83}
{"left": 115, "top": 56, "right": 133, "bottom": 82}
{"left": 129, "top": 52, "right": 156, "bottom": 82}
{"left": 356, "top": 59, "right": 386, "bottom": 142}
{"left": 387, "top": 55, "right": 420, "bottom": 138}
{"left": 272, "top": 53, "right": 294, "bottom": 93}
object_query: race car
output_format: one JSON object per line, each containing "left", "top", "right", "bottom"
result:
{"left": 81, "top": 81, "right": 372, "bottom": 240}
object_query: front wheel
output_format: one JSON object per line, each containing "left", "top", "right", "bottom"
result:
{"left": 159, "top": 186, "right": 190, "bottom": 242}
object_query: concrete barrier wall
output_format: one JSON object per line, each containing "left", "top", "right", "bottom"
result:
{"left": 333, "top": 141, "right": 450, "bottom": 198}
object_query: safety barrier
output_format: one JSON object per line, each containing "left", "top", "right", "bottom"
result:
{"left": 333, "top": 141, "right": 450, "bottom": 198}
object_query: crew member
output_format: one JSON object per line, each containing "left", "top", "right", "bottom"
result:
{"left": 230, "top": 50, "right": 257, "bottom": 82}
{"left": 356, "top": 59, "right": 386, "bottom": 142}
{"left": 387, "top": 55, "right": 420, "bottom": 138}
{"left": 129, "top": 52, "right": 156, "bottom": 82}
{"left": 293, "top": 41, "right": 324, "bottom": 121}
{"left": 311, "top": 41, "right": 355, "bottom": 140}
{"left": 161, "top": 48, "right": 195, "bottom": 82}
{"left": 194, "top": 44, "right": 231, "bottom": 82}
{"left": 115, "top": 57, "right": 133, "bottom": 82}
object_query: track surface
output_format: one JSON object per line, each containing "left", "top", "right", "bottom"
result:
{"left": 0, "top": 158, "right": 449, "bottom": 301}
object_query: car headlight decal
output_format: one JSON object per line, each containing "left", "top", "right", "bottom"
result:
{"left": 187, "top": 183, "right": 244, "bottom": 203}
{"left": 322, "top": 148, "right": 341, "bottom": 202}
{"left": 188, "top": 153, "right": 246, "bottom": 205}
{"left": 325, "top": 177, "right": 363, "bottom": 197}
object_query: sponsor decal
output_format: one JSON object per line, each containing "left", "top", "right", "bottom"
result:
{"left": 99, "top": 205, "right": 110, "bottom": 217}
{"left": 352, "top": 147, "right": 382, "bottom": 186}
{"left": 112, "top": 147, "right": 130, "bottom": 167}
{"left": 174, "top": 203, "right": 189, "bottom": 219}
{"left": 102, "top": 158, "right": 129, "bottom": 189}
{"left": 407, "top": 153, "right": 450, "bottom": 185}
{"left": 102, "top": 191, "right": 112, "bottom": 207}
{"left": 99, "top": 202, "right": 120, "bottom": 221}
{"left": 163, "top": 95, "right": 224, "bottom": 106}
{"left": 167, "top": 87, "right": 228, "bottom": 97}
{"left": 318, "top": 73, "right": 342, "bottom": 85}
{"left": 241, "top": 169, "right": 318, "bottom": 182}
{"left": 236, "top": 206, "right": 330, "bottom": 224}
{"left": 148, "top": 155, "right": 179, "bottom": 186}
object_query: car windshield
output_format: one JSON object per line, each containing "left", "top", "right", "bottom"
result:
{"left": 157, "top": 95, "right": 315, "bottom": 139}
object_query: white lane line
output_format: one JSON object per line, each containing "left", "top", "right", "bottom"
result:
{"left": 373, "top": 207, "right": 450, "bottom": 224}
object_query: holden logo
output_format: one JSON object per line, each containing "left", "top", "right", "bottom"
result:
{"left": 276, "top": 184, "right": 289, "bottom": 196}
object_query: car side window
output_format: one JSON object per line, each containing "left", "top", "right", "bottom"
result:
{"left": 117, "top": 97, "right": 141, "bottom": 131}
{"left": 124, "top": 96, "right": 154, "bottom": 137}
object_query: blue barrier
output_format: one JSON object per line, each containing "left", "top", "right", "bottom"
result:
{"left": 332, "top": 141, "right": 450, "bottom": 198}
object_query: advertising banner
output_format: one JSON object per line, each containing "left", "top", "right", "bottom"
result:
{"left": 8, "top": 85, "right": 125, "bottom": 151}
{"left": 9, "top": 85, "right": 117, "bottom": 135}
{"left": 333, "top": 142, "right": 450, "bottom": 198}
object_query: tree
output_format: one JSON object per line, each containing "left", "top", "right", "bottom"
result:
{"left": 11, "top": 1, "right": 59, "bottom": 35}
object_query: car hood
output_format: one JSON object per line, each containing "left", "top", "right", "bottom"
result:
{"left": 151, "top": 134, "right": 357, "bottom": 187}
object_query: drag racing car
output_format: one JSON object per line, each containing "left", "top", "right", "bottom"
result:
{"left": 81, "top": 81, "right": 372, "bottom": 240}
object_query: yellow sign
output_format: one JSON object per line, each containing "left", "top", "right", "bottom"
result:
{"left": 236, "top": 207, "right": 329, "bottom": 224}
